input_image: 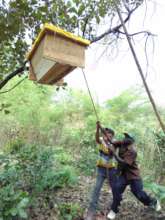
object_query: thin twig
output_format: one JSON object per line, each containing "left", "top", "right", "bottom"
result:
{"left": 118, "top": 30, "right": 156, "bottom": 37}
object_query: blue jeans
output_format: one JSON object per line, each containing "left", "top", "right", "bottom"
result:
{"left": 111, "top": 175, "right": 154, "bottom": 213}
{"left": 89, "top": 167, "right": 117, "bottom": 212}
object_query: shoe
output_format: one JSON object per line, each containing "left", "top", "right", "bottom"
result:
{"left": 107, "top": 210, "right": 116, "bottom": 219}
{"left": 150, "top": 199, "right": 161, "bottom": 212}
{"left": 85, "top": 210, "right": 95, "bottom": 220}
{"left": 154, "top": 200, "right": 161, "bottom": 212}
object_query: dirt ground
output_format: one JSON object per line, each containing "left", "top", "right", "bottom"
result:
{"left": 28, "top": 175, "right": 165, "bottom": 220}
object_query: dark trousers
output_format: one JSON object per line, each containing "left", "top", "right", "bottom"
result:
{"left": 89, "top": 167, "right": 117, "bottom": 212}
{"left": 111, "top": 175, "right": 154, "bottom": 213}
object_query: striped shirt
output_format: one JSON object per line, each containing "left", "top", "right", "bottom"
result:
{"left": 96, "top": 138, "right": 117, "bottom": 169}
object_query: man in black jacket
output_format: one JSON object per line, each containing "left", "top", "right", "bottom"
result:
{"left": 107, "top": 133, "right": 161, "bottom": 220}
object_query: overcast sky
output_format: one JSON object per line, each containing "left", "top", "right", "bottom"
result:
{"left": 65, "top": 0, "right": 165, "bottom": 106}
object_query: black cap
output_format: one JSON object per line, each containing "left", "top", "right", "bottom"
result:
{"left": 105, "top": 128, "right": 115, "bottom": 136}
{"left": 123, "top": 132, "right": 135, "bottom": 145}
{"left": 123, "top": 133, "right": 134, "bottom": 139}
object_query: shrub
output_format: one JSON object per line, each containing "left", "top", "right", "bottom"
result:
{"left": 58, "top": 203, "right": 83, "bottom": 220}
{"left": 39, "top": 165, "right": 78, "bottom": 191}
{"left": 0, "top": 143, "right": 78, "bottom": 219}
{"left": 77, "top": 146, "right": 97, "bottom": 176}
{"left": 54, "top": 152, "right": 73, "bottom": 165}
{"left": 144, "top": 181, "right": 165, "bottom": 203}
{"left": 0, "top": 184, "right": 29, "bottom": 220}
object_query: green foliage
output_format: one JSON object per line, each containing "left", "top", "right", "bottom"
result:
{"left": 5, "top": 138, "right": 25, "bottom": 154}
{"left": 0, "top": 103, "right": 11, "bottom": 114}
{"left": 77, "top": 146, "right": 97, "bottom": 175}
{"left": 0, "top": 186, "right": 29, "bottom": 220}
{"left": 58, "top": 202, "right": 83, "bottom": 220}
{"left": 13, "top": 144, "right": 77, "bottom": 192}
{"left": 153, "top": 131, "right": 165, "bottom": 182}
{"left": 144, "top": 182, "right": 165, "bottom": 203}
{"left": 154, "top": 130, "right": 165, "bottom": 153}
{"left": 0, "top": 80, "right": 165, "bottom": 218}
{"left": 38, "top": 167, "right": 75, "bottom": 191}
{"left": 54, "top": 151, "right": 73, "bottom": 165}
{"left": 0, "top": 0, "right": 143, "bottom": 80}
{"left": 0, "top": 140, "right": 78, "bottom": 219}
{"left": 105, "top": 87, "right": 153, "bottom": 130}
{"left": 0, "top": 150, "right": 29, "bottom": 219}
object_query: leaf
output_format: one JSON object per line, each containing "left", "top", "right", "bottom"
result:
{"left": 73, "top": 0, "right": 80, "bottom": 7}
{"left": 68, "top": 7, "right": 77, "bottom": 15}
{"left": 18, "top": 209, "right": 28, "bottom": 219}
{"left": 3, "top": 103, "right": 12, "bottom": 108}
{"left": 10, "top": 208, "right": 18, "bottom": 216}
{"left": 17, "top": 197, "right": 29, "bottom": 208}
{"left": 4, "top": 110, "right": 10, "bottom": 114}
{"left": 78, "top": 4, "right": 85, "bottom": 16}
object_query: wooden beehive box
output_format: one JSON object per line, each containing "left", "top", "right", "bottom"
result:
{"left": 27, "top": 23, "right": 90, "bottom": 85}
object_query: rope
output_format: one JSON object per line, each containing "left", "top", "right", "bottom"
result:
{"left": 81, "top": 68, "right": 114, "bottom": 143}
{"left": 81, "top": 68, "right": 99, "bottom": 121}
{"left": 81, "top": 69, "right": 115, "bottom": 186}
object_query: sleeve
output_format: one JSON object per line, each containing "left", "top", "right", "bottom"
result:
{"left": 123, "top": 149, "right": 137, "bottom": 166}
{"left": 122, "top": 138, "right": 134, "bottom": 146}
{"left": 112, "top": 140, "right": 123, "bottom": 148}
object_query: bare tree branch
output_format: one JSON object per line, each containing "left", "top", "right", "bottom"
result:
{"left": 117, "top": 30, "right": 156, "bottom": 37}
{"left": 0, "top": 61, "right": 28, "bottom": 90}
{"left": 91, "top": 5, "right": 139, "bottom": 43}
{"left": 82, "top": 15, "right": 90, "bottom": 37}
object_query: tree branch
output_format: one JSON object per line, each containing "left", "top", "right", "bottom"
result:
{"left": 82, "top": 16, "right": 90, "bottom": 37}
{"left": 0, "top": 61, "right": 28, "bottom": 90}
{"left": 0, "top": 3, "right": 142, "bottom": 91}
{"left": 0, "top": 76, "right": 27, "bottom": 94}
{"left": 91, "top": 5, "right": 139, "bottom": 43}
{"left": 117, "top": 30, "right": 156, "bottom": 37}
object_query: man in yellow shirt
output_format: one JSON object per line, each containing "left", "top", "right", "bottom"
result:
{"left": 86, "top": 121, "right": 117, "bottom": 220}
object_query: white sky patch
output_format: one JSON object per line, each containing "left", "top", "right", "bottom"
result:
{"left": 65, "top": 0, "right": 165, "bottom": 106}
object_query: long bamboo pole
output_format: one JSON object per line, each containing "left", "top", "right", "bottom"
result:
{"left": 114, "top": 1, "right": 165, "bottom": 134}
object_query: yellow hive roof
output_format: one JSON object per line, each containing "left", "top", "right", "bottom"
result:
{"left": 27, "top": 23, "right": 90, "bottom": 60}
